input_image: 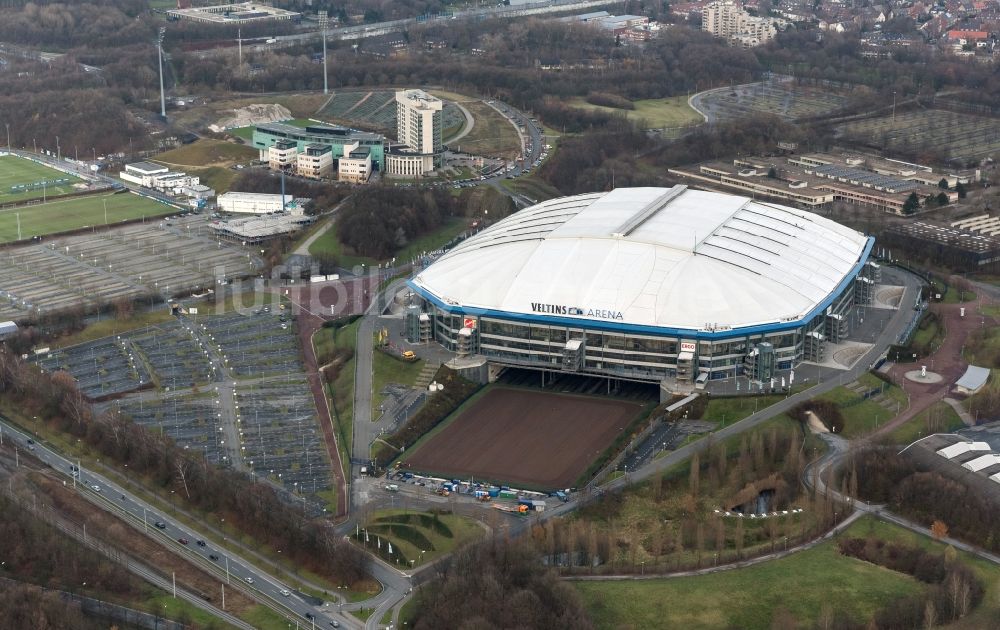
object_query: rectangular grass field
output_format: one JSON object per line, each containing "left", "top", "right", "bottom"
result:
{"left": 403, "top": 387, "right": 643, "bottom": 489}
{"left": 0, "top": 155, "right": 83, "bottom": 204}
{"left": 0, "top": 191, "right": 175, "bottom": 242}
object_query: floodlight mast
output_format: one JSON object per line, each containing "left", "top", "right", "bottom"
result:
{"left": 318, "top": 11, "right": 329, "bottom": 95}
{"left": 158, "top": 27, "right": 167, "bottom": 121}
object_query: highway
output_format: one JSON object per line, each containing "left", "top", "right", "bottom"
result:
{"left": 0, "top": 418, "right": 357, "bottom": 630}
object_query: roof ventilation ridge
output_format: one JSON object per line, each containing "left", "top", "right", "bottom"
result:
{"left": 611, "top": 185, "right": 687, "bottom": 238}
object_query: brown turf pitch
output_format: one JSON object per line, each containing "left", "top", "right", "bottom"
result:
{"left": 403, "top": 386, "right": 644, "bottom": 489}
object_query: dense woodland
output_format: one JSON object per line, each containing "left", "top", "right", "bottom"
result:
{"left": 850, "top": 448, "right": 1000, "bottom": 553}
{"left": 0, "top": 492, "right": 145, "bottom": 630}
{"left": 408, "top": 537, "right": 593, "bottom": 630}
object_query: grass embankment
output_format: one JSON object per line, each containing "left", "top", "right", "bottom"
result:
{"left": 354, "top": 509, "right": 484, "bottom": 569}
{"left": 372, "top": 351, "right": 423, "bottom": 420}
{"left": 308, "top": 216, "right": 468, "bottom": 268}
{"left": 815, "top": 373, "right": 907, "bottom": 438}
{"left": 500, "top": 176, "right": 562, "bottom": 203}
{"left": 885, "top": 400, "right": 965, "bottom": 444}
{"left": 154, "top": 139, "right": 257, "bottom": 167}
{"left": 566, "top": 95, "right": 702, "bottom": 129}
{"left": 50, "top": 308, "right": 175, "bottom": 349}
{"left": 0, "top": 191, "right": 174, "bottom": 243}
{"left": 452, "top": 101, "right": 522, "bottom": 160}
{"left": 188, "top": 166, "right": 238, "bottom": 194}
{"left": 575, "top": 516, "right": 961, "bottom": 630}
{"left": 315, "top": 317, "right": 360, "bottom": 468}
{"left": 701, "top": 394, "right": 788, "bottom": 427}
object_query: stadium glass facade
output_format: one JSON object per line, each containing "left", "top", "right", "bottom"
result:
{"left": 415, "top": 245, "right": 876, "bottom": 385}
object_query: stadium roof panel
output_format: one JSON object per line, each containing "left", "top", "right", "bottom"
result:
{"left": 412, "top": 187, "right": 871, "bottom": 332}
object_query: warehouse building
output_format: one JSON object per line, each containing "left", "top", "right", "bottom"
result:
{"left": 408, "top": 186, "right": 877, "bottom": 397}
{"left": 217, "top": 192, "right": 310, "bottom": 215}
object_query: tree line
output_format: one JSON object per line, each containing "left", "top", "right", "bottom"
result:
{"left": 0, "top": 347, "right": 369, "bottom": 586}
{"left": 335, "top": 185, "right": 462, "bottom": 259}
{"left": 544, "top": 422, "right": 847, "bottom": 574}
{"left": 407, "top": 537, "right": 593, "bottom": 630}
{"left": 850, "top": 448, "right": 1000, "bottom": 553}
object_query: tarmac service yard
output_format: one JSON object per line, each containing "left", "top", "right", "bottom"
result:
{"left": 404, "top": 387, "right": 644, "bottom": 490}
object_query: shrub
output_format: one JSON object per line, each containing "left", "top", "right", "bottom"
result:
{"left": 585, "top": 91, "right": 635, "bottom": 110}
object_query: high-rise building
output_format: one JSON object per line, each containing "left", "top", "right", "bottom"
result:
{"left": 702, "top": 1, "right": 777, "bottom": 47}
{"left": 387, "top": 89, "right": 443, "bottom": 176}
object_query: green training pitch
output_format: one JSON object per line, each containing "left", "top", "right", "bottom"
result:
{"left": 0, "top": 155, "right": 84, "bottom": 204}
{"left": 0, "top": 191, "right": 176, "bottom": 243}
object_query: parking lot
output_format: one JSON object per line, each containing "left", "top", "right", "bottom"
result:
{"left": 236, "top": 378, "right": 333, "bottom": 499}
{"left": 36, "top": 307, "right": 337, "bottom": 511}
{"left": 34, "top": 336, "right": 152, "bottom": 399}
{"left": 115, "top": 393, "right": 230, "bottom": 465}
{"left": 197, "top": 310, "right": 304, "bottom": 379}
{"left": 0, "top": 215, "right": 257, "bottom": 320}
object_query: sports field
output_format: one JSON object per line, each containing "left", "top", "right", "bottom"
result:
{"left": 404, "top": 387, "right": 642, "bottom": 489}
{"left": 0, "top": 191, "right": 175, "bottom": 242}
{"left": 0, "top": 155, "right": 83, "bottom": 204}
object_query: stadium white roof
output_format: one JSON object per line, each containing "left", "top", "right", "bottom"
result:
{"left": 412, "top": 187, "right": 871, "bottom": 332}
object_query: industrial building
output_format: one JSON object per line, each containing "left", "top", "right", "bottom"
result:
{"left": 167, "top": 2, "right": 300, "bottom": 24}
{"left": 252, "top": 123, "right": 386, "bottom": 174}
{"left": 882, "top": 220, "right": 1000, "bottom": 268}
{"left": 217, "top": 192, "right": 310, "bottom": 215}
{"left": 386, "top": 89, "right": 444, "bottom": 177}
{"left": 669, "top": 153, "right": 963, "bottom": 215}
{"left": 408, "top": 186, "right": 877, "bottom": 396}
{"left": 119, "top": 162, "right": 200, "bottom": 195}
{"left": 211, "top": 214, "right": 314, "bottom": 245}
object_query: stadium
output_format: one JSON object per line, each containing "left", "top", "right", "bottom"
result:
{"left": 408, "top": 186, "right": 878, "bottom": 395}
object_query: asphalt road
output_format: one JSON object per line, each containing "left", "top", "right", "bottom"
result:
{"left": 0, "top": 418, "right": 358, "bottom": 630}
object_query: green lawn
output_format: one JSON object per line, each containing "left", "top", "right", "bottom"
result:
{"left": 52, "top": 307, "right": 176, "bottom": 349}
{"left": 575, "top": 517, "right": 927, "bottom": 630}
{"left": 188, "top": 166, "right": 238, "bottom": 194}
{"left": 309, "top": 217, "right": 469, "bottom": 267}
{"left": 566, "top": 95, "right": 702, "bottom": 129}
{"left": 155, "top": 139, "right": 257, "bottom": 167}
{"left": 315, "top": 318, "right": 360, "bottom": 467}
{"left": 359, "top": 509, "right": 484, "bottom": 568}
{"left": 941, "top": 284, "right": 976, "bottom": 303}
{"left": 0, "top": 154, "right": 83, "bottom": 204}
{"left": 701, "top": 394, "right": 788, "bottom": 427}
{"left": 885, "top": 400, "right": 965, "bottom": 445}
{"left": 500, "top": 176, "right": 562, "bottom": 203}
{"left": 817, "top": 385, "right": 897, "bottom": 438}
{"left": 372, "top": 350, "right": 424, "bottom": 420}
{"left": 0, "top": 191, "right": 175, "bottom": 242}
{"left": 228, "top": 127, "right": 255, "bottom": 142}
{"left": 241, "top": 604, "right": 295, "bottom": 630}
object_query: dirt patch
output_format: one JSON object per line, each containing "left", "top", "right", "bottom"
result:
{"left": 403, "top": 387, "right": 643, "bottom": 489}
{"left": 805, "top": 411, "right": 829, "bottom": 434}
{"left": 210, "top": 104, "right": 292, "bottom": 132}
